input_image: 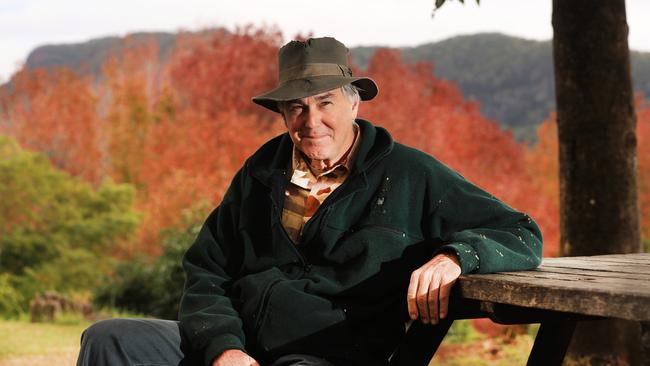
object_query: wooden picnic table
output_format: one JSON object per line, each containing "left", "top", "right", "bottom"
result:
{"left": 390, "top": 253, "right": 650, "bottom": 366}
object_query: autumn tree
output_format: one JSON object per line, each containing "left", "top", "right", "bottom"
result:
{"left": 129, "top": 28, "right": 285, "bottom": 252}
{"left": 1, "top": 67, "right": 103, "bottom": 184}
{"left": 101, "top": 35, "right": 167, "bottom": 186}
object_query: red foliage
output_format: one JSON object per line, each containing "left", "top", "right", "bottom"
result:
{"left": 1, "top": 27, "right": 566, "bottom": 257}
{"left": 635, "top": 99, "right": 650, "bottom": 244}
{"left": 2, "top": 67, "right": 103, "bottom": 184}
{"left": 169, "top": 26, "right": 282, "bottom": 121}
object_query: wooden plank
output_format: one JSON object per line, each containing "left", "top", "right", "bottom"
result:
{"left": 542, "top": 256, "right": 650, "bottom": 267}
{"left": 543, "top": 253, "right": 650, "bottom": 264}
{"left": 571, "top": 253, "right": 650, "bottom": 259}
{"left": 538, "top": 260, "right": 650, "bottom": 275}
{"left": 456, "top": 274, "right": 650, "bottom": 321}
{"left": 542, "top": 257, "right": 650, "bottom": 267}
{"left": 481, "top": 272, "right": 650, "bottom": 295}
{"left": 550, "top": 253, "right": 650, "bottom": 260}
{"left": 546, "top": 257, "right": 650, "bottom": 266}
{"left": 529, "top": 266, "right": 650, "bottom": 281}
{"left": 500, "top": 270, "right": 650, "bottom": 285}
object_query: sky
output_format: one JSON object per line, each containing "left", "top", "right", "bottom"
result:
{"left": 2, "top": 0, "right": 650, "bottom": 82}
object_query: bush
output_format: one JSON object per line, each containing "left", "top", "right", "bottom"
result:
{"left": 94, "top": 205, "right": 207, "bottom": 319}
{"left": 0, "top": 274, "right": 23, "bottom": 319}
{"left": 0, "top": 136, "right": 140, "bottom": 315}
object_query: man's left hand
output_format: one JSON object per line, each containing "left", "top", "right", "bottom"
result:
{"left": 407, "top": 252, "right": 461, "bottom": 324}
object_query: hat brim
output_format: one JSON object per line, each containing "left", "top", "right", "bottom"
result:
{"left": 252, "top": 76, "right": 378, "bottom": 113}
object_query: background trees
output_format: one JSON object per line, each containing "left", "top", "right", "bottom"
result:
{"left": 0, "top": 136, "right": 139, "bottom": 312}
{"left": 0, "top": 25, "right": 648, "bottom": 325}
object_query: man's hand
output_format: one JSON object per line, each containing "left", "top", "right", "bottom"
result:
{"left": 212, "top": 349, "right": 260, "bottom": 366}
{"left": 407, "top": 252, "right": 461, "bottom": 325}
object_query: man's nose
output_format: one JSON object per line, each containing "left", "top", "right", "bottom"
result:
{"left": 303, "top": 107, "right": 322, "bottom": 128}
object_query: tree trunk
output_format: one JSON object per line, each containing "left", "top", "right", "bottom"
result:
{"left": 552, "top": 0, "right": 642, "bottom": 364}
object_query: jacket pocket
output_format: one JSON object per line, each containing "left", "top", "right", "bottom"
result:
{"left": 232, "top": 267, "right": 287, "bottom": 342}
{"left": 254, "top": 280, "right": 348, "bottom": 354}
{"left": 349, "top": 223, "right": 407, "bottom": 238}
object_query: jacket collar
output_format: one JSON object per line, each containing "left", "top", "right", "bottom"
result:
{"left": 249, "top": 119, "right": 394, "bottom": 187}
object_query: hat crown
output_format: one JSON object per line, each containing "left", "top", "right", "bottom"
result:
{"left": 252, "top": 37, "right": 377, "bottom": 113}
{"left": 279, "top": 37, "right": 349, "bottom": 70}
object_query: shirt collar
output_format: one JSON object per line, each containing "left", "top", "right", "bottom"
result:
{"left": 290, "top": 122, "right": 361, "bottom": 186}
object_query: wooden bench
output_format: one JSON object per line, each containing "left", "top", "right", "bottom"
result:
{"left": 389, "top": 253, "right": 650, "bottom": 366}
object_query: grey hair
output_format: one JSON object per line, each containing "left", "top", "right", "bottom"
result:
{"left": 276, "top": 83, "right": 361, "bottom": 114}
{"left": 341, "top": 83, "right": 361, "bottom": 103}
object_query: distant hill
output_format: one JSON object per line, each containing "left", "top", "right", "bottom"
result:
{"left": 13, "top": 32, "right": 650, "bottom": 141}
{"left": 351, "top": 33, "right": 650, "bottom": 140}
{"left": 24, "top": 32, "right": 179, "bottom": 79}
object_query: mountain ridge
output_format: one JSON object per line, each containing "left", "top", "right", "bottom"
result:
{"left": 11, "top": 31, "right": 650, "bottom": 140}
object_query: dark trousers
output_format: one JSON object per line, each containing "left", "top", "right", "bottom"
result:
{"left": 76, "top": 318, "right": 337, "bottom": 366}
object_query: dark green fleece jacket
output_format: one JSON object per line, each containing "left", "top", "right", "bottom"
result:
{"left": 179, "top": 119, "right": 542, "bottom": 365}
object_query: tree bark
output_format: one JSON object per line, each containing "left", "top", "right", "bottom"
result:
{"left": 552, "top": 0, "right": 642, "bottom": 364}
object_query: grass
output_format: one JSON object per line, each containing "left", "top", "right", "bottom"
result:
{"left": 0, "top": 317, "right": 537, "bottom": 366}
{"left": 0, "top": 310, "right": 144, "bottom": 366}
{"left": 0, "top": 317, "right": 89, "bottom": 366}
{"left": 429, "top": 320, "right": 537, "bottom": 366}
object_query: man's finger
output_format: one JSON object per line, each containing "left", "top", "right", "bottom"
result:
{"left": 416, "top": 272, "right": 433, "bottom": 323}
{"left": 407, "top": 271, "right": 420, "bottom": 320}
{"left": 438, "top": 276, "right": 457, "bottom": 319}
{"left": 427, "top": 275, "right": 440, "bottom": 324}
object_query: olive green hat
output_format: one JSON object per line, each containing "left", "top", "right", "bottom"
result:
{"left": 252, "top": 37, "right": 378, "bottom": 113}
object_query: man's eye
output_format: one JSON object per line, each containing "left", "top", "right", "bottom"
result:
{"left": 320, "top": 101, "right": 332, "bottom": 107}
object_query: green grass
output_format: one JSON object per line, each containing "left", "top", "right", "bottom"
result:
{"left": 0, "top": 310, "right": 143, "bottom": 365}
{"left": 0, "top": 318, "right": 89, "bottom": 358}
{"left": 0, "top": 317, "right": 537, "bottom": 366}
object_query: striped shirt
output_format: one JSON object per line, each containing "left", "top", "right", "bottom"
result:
{"left": 281, "top": 123, "right": 361, "bottom": 244}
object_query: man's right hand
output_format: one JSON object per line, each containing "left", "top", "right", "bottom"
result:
{"left": 212, "top": 349, "right": 260, "bottom": 366}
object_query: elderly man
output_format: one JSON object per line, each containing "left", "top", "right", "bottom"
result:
{"left": 77, "top": 37, "right": 542, "bottom": 366}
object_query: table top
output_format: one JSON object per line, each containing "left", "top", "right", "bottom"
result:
{"left": 457, "top": 253, "right": 650, "bottom": 322}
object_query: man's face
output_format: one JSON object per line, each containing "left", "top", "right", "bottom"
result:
{"left": 282, "top": 88, "right": 359, "bottom": 167}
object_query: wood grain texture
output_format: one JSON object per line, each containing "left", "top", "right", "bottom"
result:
{"left": 456, "top": 254, "right": 650, "bottom": 321}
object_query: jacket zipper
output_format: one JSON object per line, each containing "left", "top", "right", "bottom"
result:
{"left": 270, "top": 198, "right": 311, "bottom": 273}
{"left": 253, "top": 279, "right": 282, "bottom": 333}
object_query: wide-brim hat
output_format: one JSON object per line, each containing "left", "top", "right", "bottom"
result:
{"left": 252, "top": 37, "right": 378, "bottom": 113}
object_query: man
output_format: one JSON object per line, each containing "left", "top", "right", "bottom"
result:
{"left": 77, "top": 37, "right": 542, "bottom": 366}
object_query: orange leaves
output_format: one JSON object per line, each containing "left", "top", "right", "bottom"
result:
{"left": 3, "top": 67, "right": 103, "bottom": 184}
{"left": 636, "top": 100, "right": 650, "bottom": 244}
{"left": 101, "top": 35, "right": 167, "bottom": 185}
{"left": 170, "top": 26, "right": 282, "bottom": 121}
{"left": 4, "top": 27, "right": 620, "bottom": 257}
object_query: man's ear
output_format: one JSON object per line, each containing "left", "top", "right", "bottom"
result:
{"left": 351, "top": 96, "right": 360, "bottom": 119}
{"left": 280, "top": 112, "right": 288, "bottom": 127}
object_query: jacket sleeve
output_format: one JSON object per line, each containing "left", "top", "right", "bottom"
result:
{"left": 430, "top": 174, "right": 543, "bottom": 274}
{"left": 179, "top": 167, "right": 247, "bottom": 366}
